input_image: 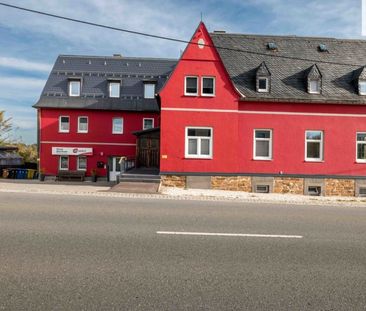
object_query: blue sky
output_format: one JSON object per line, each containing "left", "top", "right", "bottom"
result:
{"left": 0, "top": 0, "right": 362, "bottom": 144}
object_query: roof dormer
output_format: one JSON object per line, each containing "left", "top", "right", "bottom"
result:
{"left": 307, "top": 64, "right": 322, "bottom": 94}
{"left": 355, "top": 66, "right": 366, "bottom": 95}
{"left": 256, "top": 62, "right": 271, "bottom": 93}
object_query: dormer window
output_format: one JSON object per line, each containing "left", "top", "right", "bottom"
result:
{"left": 144, "top": 83, "right": 155, "bottom": 99}
{"left": 307, "top": 64, "right": 322, "bottom": 94}
{"left": 258, "top": 77, "right": 269, "bottom": 92}
{"left": 309, "top": 79, "right": 321, "bottom": 94}
{"left": 256, "top": 62, "right": 271, "bottom": 93}
{"left": 359, "top": 80, "right": 366, "bottom": 95}
{"left": 69, "top": 80, "right": 81, "bottom": 97}
{"left": 109, "top": 82, "right": 120, "bottom": 98}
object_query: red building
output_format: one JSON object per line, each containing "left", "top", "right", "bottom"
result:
{"left": 34, "top": 55, "right": 176, "bottom": 181}
{"left": 159, "top": 23, "right": 366, "bottom": 196}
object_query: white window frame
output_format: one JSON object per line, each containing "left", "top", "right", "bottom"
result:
{"left": 257, "top": 77, "right": 269, "bottom": 93}
{"left": 359, "top": 81, "right": 366, "bottom": 95}
{"left": 109, "top": 82, "right": 120, "bottom": 98}
{"left": 144, "top": 83, "right": 155, "bottom": 99}
{"left": 77, "top": 156, "right": 87, "bottom": 171}
{"left": 69, "top": 80, "right": 81, "bottom": 97}
{"left": 356, "top": 132, "right": 366, "bottom": 163}
{"left": 185, "top": 127, "right": 213, "bottom": 159}
{"left": 59, "top": 116, "right": 70, "bottom": 133}
{"left": 59, "top": 156, "right": 69, "bottom": 171}
{"left": 112, "top": 117, "right": 124, "bottom": 134}
{"left": 143, "top": 118, "right": 154, "bottom": 130}
{"left": 305, "top": 130, "right": 324, "bottom": 162}
{"left": 77, "top": 116, "right": 88, "bottom": 133}
{"left": 309, "top": 79, "right": 320, "bottom": 94}
{"left": 253, "top": 129, "right": 273, "bottom": 160}
{"left": 201, "top": 76, "right": 215, "bottom": 97}
{"left": 184, "top": 76, "right": 198, "bottom": 96}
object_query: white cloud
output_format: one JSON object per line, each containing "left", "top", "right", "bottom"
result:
{"left": 0, "top": 76, "right": 45, "bottom": 100}
{"left": 0, "top": 56, "right": 52, "bottom": 73}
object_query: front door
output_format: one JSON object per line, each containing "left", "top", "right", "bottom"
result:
{"left": 108, "top": 157, "right": 121, "bottom": 181}
{"left": 137, "top": 137, "right": 159, "bottom": 168}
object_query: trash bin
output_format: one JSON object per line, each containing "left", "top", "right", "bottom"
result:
{"left": 8, "top": 169, "right": 16, "bottom": 179}
{"left": 27, "top": 169, "right": 36, "bottom": 179}
{"left": 2, "top": 169, "right": 9, "bottom": 178}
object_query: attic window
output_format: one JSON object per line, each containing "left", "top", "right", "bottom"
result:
{"left": 258, "top": 78, "right": 269, "bottom": 92}
{"left": 256, "top": 62, "right": 271, "bottom": 93}
{"left": 267, "top": 42, "right": 277, "bottom": 50}
{"left": 69, "top": 80, "right": 81, "bottom": 97}
{"left": 309, "top": 80, "right": 320, "bottom": 94}
{"left": 144, "top": 82, "right": 156, "bottom": 99}
{"left": 318, "top": 44, "right": 328, "bottom": 52}
{"left": 359, "top": 80, "right": 366, "bottom": 95}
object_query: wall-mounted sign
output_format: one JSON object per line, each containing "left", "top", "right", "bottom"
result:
{"left": 52, "top": 147, "right": 93, "bottom": 156}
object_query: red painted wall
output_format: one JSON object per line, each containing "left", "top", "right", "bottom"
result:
{"left": 159, "top": 23, "right": 366, "bottom": 177}
{"left": 39, "top": 108, "right": 159, "bottom": 176}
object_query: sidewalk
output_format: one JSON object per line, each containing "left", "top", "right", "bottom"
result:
{"left": 1, "top": 179, "right": 366, "bottom": 206}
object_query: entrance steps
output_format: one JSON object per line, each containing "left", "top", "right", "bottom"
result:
{"left": 118, "top": 173, "right": 161, "bottom": 184}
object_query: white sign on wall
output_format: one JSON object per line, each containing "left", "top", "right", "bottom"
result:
{"left": 52, "top": 147, "right": 93, "bottom": 156}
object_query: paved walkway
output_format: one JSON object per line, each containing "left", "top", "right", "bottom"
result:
{"left": 1, "top": 179, "right": 366, "bottom": 206}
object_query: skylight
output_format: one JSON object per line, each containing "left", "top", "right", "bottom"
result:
{"left": 318, "top": 44, "right": 328, "bottom": 52}
{"left": 267, "top": 42, "right": 277, "bottom": 50}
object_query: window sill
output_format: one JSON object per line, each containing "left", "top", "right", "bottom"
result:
{"left": 356, "top": 160, "right": 366, "bottom": 164}
{"left": 77, "top": 132, "right": 88, "bottom": 134}
{"left": 305, "top": 159, "right": 324, "bottom": 163}
{"left": 183, "top": 94, "right": 198, "bottom": 97}
{"left": 112, "top": 132, "right": 123, "bottom": 135}
{"left": 58, "top": 131, "right": 70, "bottom": 134}
{"left": 201, "top": 94, "right": 215, "bottom": 97}
{"left": 253, "top": 158, "right": 272, "bottom": 161}
{"left": 184, "top": 156, "right": 213, "bottom": 160}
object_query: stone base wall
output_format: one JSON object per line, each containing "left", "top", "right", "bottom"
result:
{"left": 160, "top": 175, "right": 186, "bottom": 188}
{"left": 161, "top": 174, "right": 364, "bottom": 197}
{"left": 325, "top": 179, "right": 355, "bottom": 196}
{"left": 274, "top": 177, "right": 304, "bottom": 195}
{"left": 211, "top": 176, "right": 251, "bottom": 192}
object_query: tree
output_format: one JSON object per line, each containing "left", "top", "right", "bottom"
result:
{"left": 0, "top": 111, "right": 12, "bottom": 145}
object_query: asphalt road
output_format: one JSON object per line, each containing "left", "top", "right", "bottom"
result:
{"left": 0, "top": 192, "right": 365, "bottom": 310}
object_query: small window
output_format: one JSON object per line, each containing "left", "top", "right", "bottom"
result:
{"left": 254, "top": 129, "right": 272, "bottom": 160}
{"left": 144, "top": 83, "right": 155, "bottom": 99}
{"left": 185, "top": 76, "right": 198, "bottom": 96}
{"left": 77, "top": 156, "right": 87, "bottom": 171}
{"left": 78, "top": 116, "right": 88, "bottom": 133}
{"left": 69, "top": 80, "right": 81, "bottom": 97}
{"left": 109, "top": 82, "right": 120, "bottom": 98}
{"left": 359, "top": 81, "right": 366, "bottom": 95}
{"left": 59, "top": 156, "right": 69, "bottom": 170}
{"left": 185, "top": 127, "right": 213, "bottom": 159}
{"left": 308, "top": 186, "right": 321, "bottom": 196}
{"left": 359, "top": 187, "right": 366, "bottom": 196}
{"left": 257, "top": 77, "right": 269, "bottom": 92}
{"left": 201, "top": 77, "right": 215, "bottom": 96}
{"left": 309, "top": 79, "right": 320, "bottom": 94}
{"left": 357, "top": 132, "right": 366, "bottom": 162}
{"left": 305, "top": 130, "right": 323, "bottom": 161}
{"left": 256, "top": 185, "right": 270, "bottom": 193}
{"left": 59, "top": 116, "right": 70, "bottom": 133}
{"left": 112, "top": 117, "right": 123, "bottom": 134}
{"left": 143, "top": 118, "right": 154, "bottom": 130}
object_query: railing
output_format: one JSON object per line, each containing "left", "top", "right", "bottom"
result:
{"left": 120, "top": 156, "right": 136, "bottom": 173}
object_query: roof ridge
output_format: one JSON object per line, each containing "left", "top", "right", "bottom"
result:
{"left": 58, "top": 55, "right": 178, "bottom": 61}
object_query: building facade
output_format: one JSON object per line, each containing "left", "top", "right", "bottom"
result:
{"left": 34, "top": 55, "right": 176, "bottom": 181}
{"left": 159, "top": 23, "right": 366, "bottom": 196}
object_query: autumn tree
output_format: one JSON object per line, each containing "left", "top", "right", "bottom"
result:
{"left": 0, "top": 111, "right": 12, "bottom": 145}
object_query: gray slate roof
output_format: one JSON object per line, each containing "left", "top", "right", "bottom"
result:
{"left": 34, "top": 55, "right": 177, "bottom": 111}
{"left": 210, "top": 33, "right": 366, "bottom": 104}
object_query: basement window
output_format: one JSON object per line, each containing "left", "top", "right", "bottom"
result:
{"left": 359, "top": 187, "right": 366, "bottom": 197}
{"left": 308, "top": 186, "right": 321, "bottom": 196}
{"left": 256, "top": 185, "right": 270, "bottom": 193}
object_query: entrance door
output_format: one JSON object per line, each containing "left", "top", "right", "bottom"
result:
{"left": 108, "top": 157, "right": 121, "bottom": 181}
{"left": 137, "top": 137, "right": 159, "bottom": 168}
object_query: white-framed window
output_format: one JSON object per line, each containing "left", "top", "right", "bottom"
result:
{"left": 359, "top": 81, "right": 366, "bottom": 95}
{"left": 77, "top": 116, "right": 88, "bottom": 133}
{"left": 356, "top": 132, "right": 366, "bottom": 162}
{"left": 143, "top": 118, "right": 154, "bottom": 130}
{"left": 69, "top": 80, "right": 81, "bottom": 97}
{"left": 185, "top": 127, "right": 213, "bottom": 159}
{"left": 257, "top": 77, "right": 269, "bottom": 92}
{"left": 144, "top": 83, "right": 155, "bottom": 99}
{"left": 109, "top": 82, "right": 120, "bottom": 98}
{"left": 305, "top": 130, "right": 323, "bottom": 161}
{"left": 77, "top": 156, "right": 87, "bottom": 171}
{"left": 112, "top": 117, "right": 123, "bottom": 134}
{"left": 59, "top": 156, "right": 69, "bottom": 170}
{"left": 253, "top": 129, "right": 272, "bottom": 160}
{"left": 201, "top": 77, "right": 215, "bottom": 96}
{"left": 309, "top": 79, "right": 320, "bottom": 94}
{"left": 59, "top": 116, "right": 70, "bottom": 133}
{"left": 184, "top": 76, "right": 198, "bottom": 96}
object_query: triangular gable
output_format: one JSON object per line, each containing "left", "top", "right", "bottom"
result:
{"left": 256, "top": 62, "right": 271, "bottom": 77}
{"left": 159, "top": 22, "right": 243, "bottom": 98}
{"left": 307, "top": 64, "right": 322, "bottom": 79}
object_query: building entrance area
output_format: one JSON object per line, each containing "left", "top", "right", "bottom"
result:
{"left": 134, "top": 128, "right": 160, "bottom": 168}
{"left": 108, "top": 156, "right": 122, "bottom": 182}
